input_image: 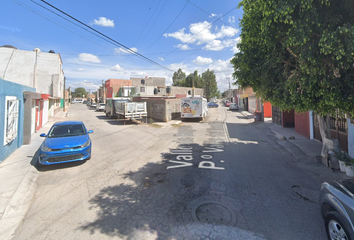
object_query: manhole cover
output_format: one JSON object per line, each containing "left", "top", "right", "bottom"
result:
{"left": 195, "top": 202, "right": 233, "bottom": 224}
{"left": 182, "top": 196, "right": 241, "bottom": 226}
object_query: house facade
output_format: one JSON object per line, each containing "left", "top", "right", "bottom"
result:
{"left": 0, "top": 78, "right": 36, "bottom": 162}
{"left": 0, "top": 45, "right": 64, "bottom": 145}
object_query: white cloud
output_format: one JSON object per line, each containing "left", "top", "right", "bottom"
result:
{"left": 176, "top": 44, "right": 191, "bottom": 50}
{"left": 193, "top": 56, "right": 213, "bottom": 65}
{"left": 72, "top": 68, "right": 84, "bottom": 71}
{"left": 204, "top": 40, "right": 224, "bottom": 51}
{"left": 228, "top": 16, "right": 236, "bottom": 24}
{"left": 158, "top": 57, "right": 164, "bottom": 61}
{"left": 216, "top": 26, "right": 239, "bottom": 38}
{"left": 115, "top": 47, "right": 138, "bottom": 54}
{"left": 91, "top": 17, "right": 114, "bottom": 27}
{"left": 78, "top": 53, "right": 101, "bottom": 63}
{"left": 209, "top": 13, "right": 221, "bottom": 18}
{"left": 189, "top": 21, "right": 215, "bottom": 44}
{"left": 163, "top": 28, "right": 196, "bottom": 44}
{"left": 169, "top": 62, "right": 188, "bottom": 72}
{"left": 164, "top": 21, "right": 239, "bottom": 49}
{"left": 110, "top": 64, "right": 123, "bottom": 71}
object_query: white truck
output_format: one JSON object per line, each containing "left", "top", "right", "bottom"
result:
{"left": 181, "top": 97, "right": 208, "bottom": 121}
{"left": 115, "top": 102, "right": 147, "bottom": 121}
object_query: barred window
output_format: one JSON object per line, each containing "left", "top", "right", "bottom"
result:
{"left": 4, "top": 96, "right": 19, "bottom": 145}
{"left": 140, "top": 87, "right": 145, "bottom": 92}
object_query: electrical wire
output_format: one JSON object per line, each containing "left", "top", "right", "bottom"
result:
{"left": 142, "top": 1, "right": 189, "bottom": 53}
{"left": 34, "top": 0, "right": 173, "bottom": 72}
{"left": 138, "top": 0, "right": 169, "bottom": 49}
{"left": 12, "top": 0, "right": 115, "bottom": 53}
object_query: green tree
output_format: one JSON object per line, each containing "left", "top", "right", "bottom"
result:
{"left": 202, "top": 69, "right": 218, "bottom": 101}
{"left": 172, "top": 68, "right": 186, "bottom": 87}
{"left": 72, "top": 87, "right": 88, "bottom": 98}
{"left": 231, "top": 0, "right": 354, "bottom": 156}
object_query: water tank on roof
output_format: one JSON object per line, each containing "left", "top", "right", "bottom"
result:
{"left": 1, "top": 45, "right": 17, "bottom": 49}
{"left": 49, "top": 50, "right": 55, "bottom": 53}
{"left": 33, "top": 48, "right": 41, "bottom": 52}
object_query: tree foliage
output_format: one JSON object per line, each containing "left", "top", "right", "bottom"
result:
{"left": 72, "top": 87, "right": 88, "bottom": 98}
{"left": 172, "top": 68, "right": 186, "bottom": 87}
{"left": 231, "top": 0, "right": 354, "bottom": 116}
{"left": 202, "top": 69, "right": 218, "bottom": 101}
{"left": 171, "top": 68, "right": 219, "bottom": 100}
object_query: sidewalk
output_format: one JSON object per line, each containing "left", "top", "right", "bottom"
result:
{"left": 0, "top": 110, "right": 69, "bottom": 240}
{"left": 239, "top": 110, "right": 323, "bottom": 160}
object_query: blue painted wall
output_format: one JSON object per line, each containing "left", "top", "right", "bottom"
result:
{"left": 348, "top": 119, "right": 354, "bottom": 158}
{"left": 0, "top": 78, "right": 35, "bottom": 163}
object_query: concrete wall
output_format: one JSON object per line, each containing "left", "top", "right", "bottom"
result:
{"left": 170, "top": 86, "right": 204, "bottom": 98}
{"left": 133, "top": 97, "right": 181, "bottom": 122}
{"left": 131, "top": 77, "right": 165, "bottom": 87}
{"left": 0, "top": 78, "right": 35, "bottom": 163}
{"left": 0, "top": 47, "right": 64, "bottom": 98}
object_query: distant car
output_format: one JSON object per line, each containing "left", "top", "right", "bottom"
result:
{"left": 83, "top": 101, "right": 87, "bottom": 104}
{"left": 38, "top": 121, "right": 93, "bottom": 165}
{"left": 225, "top": 101, "right": 231, "bottom": 107}
{"left": 90, "top": 103, "right": 97, "bottom": 109}
{"left": 207, "top": 102, "right": 219, "bottom": 108}
{"left": 229, "top": 103, "right": 239, "bottom": 111}
{"left": 320, "top": 179, "right": 354, "bottom": 240}
{"left": 96, "top": 103, "right": 105, "bottom": 111}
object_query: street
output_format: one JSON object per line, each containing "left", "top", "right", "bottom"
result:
{"left": 13, "top": 104, "right": 337, "bottom": 240}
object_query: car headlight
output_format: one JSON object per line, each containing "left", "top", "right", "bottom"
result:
{"left": 41, "top": 144, "right": 52, "bottom": 152}
{"left": 81, "top": 139, "right": 91, "bottom": 148}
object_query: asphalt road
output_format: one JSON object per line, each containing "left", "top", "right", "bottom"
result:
{"left": 13, "top": 103, "right": 336, "bottom": 240}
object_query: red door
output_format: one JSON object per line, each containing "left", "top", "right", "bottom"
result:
{"left": 35, "top": 100, "right": 43, "bottom": 132}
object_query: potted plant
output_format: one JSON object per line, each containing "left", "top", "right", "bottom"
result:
{"left": 334, "top": 150, "right": 350, "bottom": 172}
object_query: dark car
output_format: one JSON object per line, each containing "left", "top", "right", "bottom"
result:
{"left": 38, "top": 121, "right": 93, "bottom": 165}
{"left": 207, "top": 102, "right": 219, "bottom": 108}
{"left": 320, "top": 179, "right": 354, "bottom": 240}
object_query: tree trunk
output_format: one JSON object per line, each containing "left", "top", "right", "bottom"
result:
{"left": 317, "top": 115, "right": 340, "bottom": 157}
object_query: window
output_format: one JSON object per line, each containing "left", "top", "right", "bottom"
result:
{"left": 140, "top": 87, "right": 145, "bottom": 92}
{"left": 4, "top": 96, "right": 19, "bottom": 145}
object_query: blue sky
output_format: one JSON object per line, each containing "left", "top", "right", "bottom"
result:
{"left": 1, "top": 0, "right": 243, "bottom": 92}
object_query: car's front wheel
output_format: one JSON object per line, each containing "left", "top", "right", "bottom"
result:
{"left": 325, "top": 211, "right": 352, "bottom": 240}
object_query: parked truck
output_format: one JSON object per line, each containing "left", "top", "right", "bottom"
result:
{"left": 105, "top": 97, "right": 130, "bottom": 118}
{"left": 181, "top": 97, "right": 208, "bottom": 121}
{"left": 115, "top": 102, "right": 147, "bottom": 121}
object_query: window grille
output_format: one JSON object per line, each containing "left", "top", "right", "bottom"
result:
{"left": 4, "top": 97, "right": 19, "bottom": 145}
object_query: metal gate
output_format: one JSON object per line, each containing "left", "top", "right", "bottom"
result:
{"left": 272, "top": 106, "right": 282, "bottom": 125}
{"left": 313, "top": 114, "right": 348, "bottom": 152}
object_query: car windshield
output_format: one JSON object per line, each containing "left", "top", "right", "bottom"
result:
{"left": 47, "top": 124, "right": 86, "bottom": 138}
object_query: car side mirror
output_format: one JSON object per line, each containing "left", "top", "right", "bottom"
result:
{"left": 88, "top": 130, "right": 93, "bottom": 134}
{"left": 40, "top": 133, "right": 46, "bottom": 137}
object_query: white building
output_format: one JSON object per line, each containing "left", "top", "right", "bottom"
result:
{"left": 0, "top": 45, "right": 64, "bottom": 143}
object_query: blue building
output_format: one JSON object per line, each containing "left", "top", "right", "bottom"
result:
{"left": 0, "top": 78, "right": 36, "bottom": 163}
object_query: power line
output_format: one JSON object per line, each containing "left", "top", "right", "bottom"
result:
{"left": 142, "top": 1, "right": 189, "bottom": 53}
{"left": 138, "top": 0, "right": 169, "bottom": 49}
{"left": 12, "top": 0, "right": 115, "bottom": 52}
{"left": 186, "top": 0, "right": 233, "bottom": 27}
{"left": 33, "top": 0, "right": 173, "bottom": 72}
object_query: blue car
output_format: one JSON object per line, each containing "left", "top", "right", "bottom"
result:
{"left": 38, "top": 121, "right": 93, "bottom": 165}
{"left": 208, "top": 102, "right": 219, "bottom": 108}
